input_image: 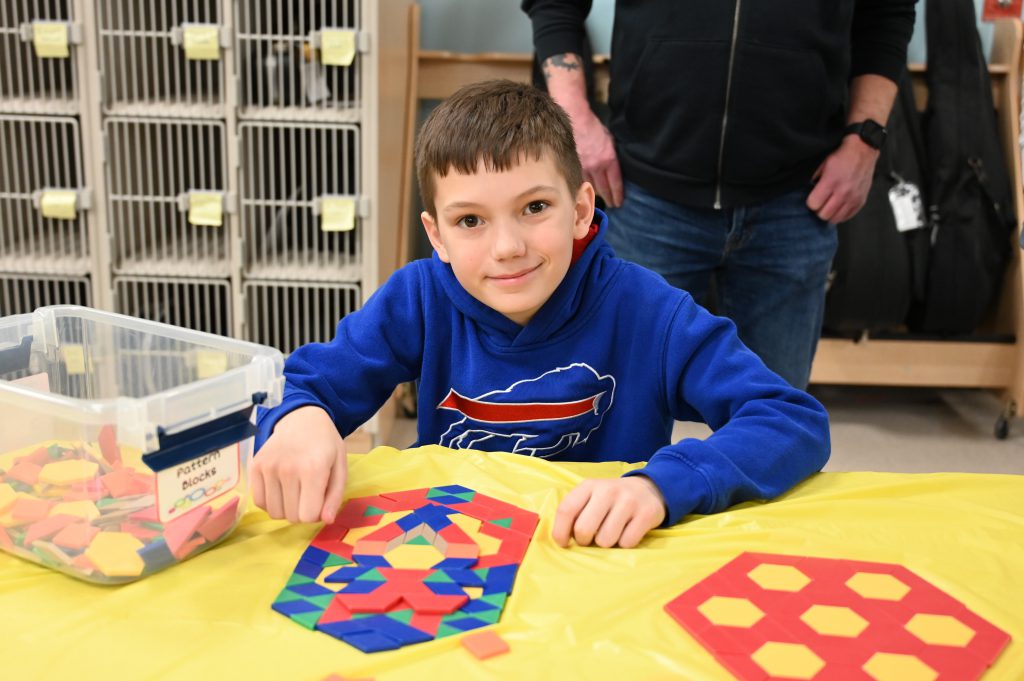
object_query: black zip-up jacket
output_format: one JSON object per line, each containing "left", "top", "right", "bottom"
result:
{"left": 523, "top": 0, "right": 917, "bottom": 208}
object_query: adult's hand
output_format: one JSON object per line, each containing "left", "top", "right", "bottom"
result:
{"left": 573, "top": 108, "right": 624, "bottom": 208}
{"left": 806, "top": 134, "right": 880, "bottom": 224}
{"left": 542, "top": 52, "right": 624, "bottom": 207}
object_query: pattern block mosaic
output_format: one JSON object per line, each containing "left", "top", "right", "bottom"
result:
{"left": 665, "top": 552, "right": 1011, "bottom": 681}
{"left": 273, "top": 486, "right": 539, "bottom": 653}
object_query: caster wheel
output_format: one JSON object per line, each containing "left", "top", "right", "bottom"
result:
{"left": 994, "top": 415, "right": 1009, "bottom": 440}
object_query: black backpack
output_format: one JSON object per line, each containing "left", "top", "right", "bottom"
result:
{"left": 824, "top": 67, "right": 931, "bottom": 335}
{"left": 911, "top": 0, "right": 1017, "bottom": 334}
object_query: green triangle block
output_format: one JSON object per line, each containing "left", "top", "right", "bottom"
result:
{"left": 473, "top": 608, "right": 502, "bottom": 624}
{"left": 352, "top": 612, "right": 376, "bottom": 619}
{"left": 308, "top": 594, "right": 336, "bottom": 609}
{"left": 435, "top": 623, "right": 463, "bottom": 639}
{"left": 489, "top": 517, "right": 513, "bottom": 529}
{"left": 480, "top": 592, "right": 508, "bottom": 609}
{"left": 473, "top": 568, "right": 490, "bottom": 580}
{"left": 358, "top": 568, "right": 387, "bottom": 582}
{"left": 450, "top": 491, "right": 476, "bottom": 502}
{"left": 424, "top": 570, "right": 455, "bottom": 583}
{"left": 323, "top": 554, "right": 352, "bottom": 567}
{"left": 273, "top": 589, "right": 305, "bottom": 604}
{"left": 290, "top": 610, "right": 322, "bottom": 630}
{"left": 426, "top": 488, "right": 450, "bottom": 499}
{"left": 387, "top": 609, "right": 414, "bottom": 624}
{"left": 406, "top": 535, "right": 432, "bottom": 546}
{"left": 286, "top": 574, "right": 315, "bottom": 587}
{"left": 363, "top": 505, "right": 388, "bottom": 516}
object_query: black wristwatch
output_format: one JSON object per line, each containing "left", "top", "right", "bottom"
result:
{"left": 844, "top": 119, "right": 887, "bottom": 150}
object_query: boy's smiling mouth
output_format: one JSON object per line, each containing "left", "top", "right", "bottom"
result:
{"left": 488, "top": 264, "right": 541, "bottom": 284}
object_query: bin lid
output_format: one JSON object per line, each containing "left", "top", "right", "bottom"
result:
{"left": 0, "top": 306, "right": 284, "bottom": 454}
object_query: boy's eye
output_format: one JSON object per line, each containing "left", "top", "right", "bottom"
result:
{"left": 457, "top": 214, "right": 481, "bottom": 228}
{"left": 525, "top": 201, "right": 548, "bottom": 215}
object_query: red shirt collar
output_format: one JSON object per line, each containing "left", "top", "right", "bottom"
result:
{"left": 571, "top": 222, "right": 600, "bottom": 264}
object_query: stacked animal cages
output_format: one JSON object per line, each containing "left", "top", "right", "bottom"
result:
{"left": 1, "top": 0, "right": 412, "bottom": 444}
{"left": 0, "top": 0, "right": 91, "bottom": 317}
{"left": 0, "top": 0, "right": 80, "bottom": 114}
{"left": 236, "top": 1, "right": 367, "bottom": 353}
{"left": 96, "top": 1, "right": 237, "bottom": 335}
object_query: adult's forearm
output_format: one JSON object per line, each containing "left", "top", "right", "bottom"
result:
{"left": 847, "top": 73, "right": 899, "bottom": 127}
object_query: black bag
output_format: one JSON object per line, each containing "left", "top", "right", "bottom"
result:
{"left": 911, "top": 0, "right": 1017, "bottom": 334}
{"left": 824, "top": 68, "right": 931, "bottom": 334}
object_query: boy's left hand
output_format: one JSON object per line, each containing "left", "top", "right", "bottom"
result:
{"left": 553, "top": 476, "right": 666, "bottom": 549}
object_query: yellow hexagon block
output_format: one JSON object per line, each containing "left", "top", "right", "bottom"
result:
{"left": 752, "top": 642, "right": 825, "bottom": 679}
{"left": 341, "top": 511, "right": 408, "bottom": 544}
{"left": 38, "top": 459, "right": 99, "bottom": 485}
{"left": 0, "top": 483, "right": 16, "bottom": 514}
{"left": 49, "top": 500, "right": 100, "bottom": 521}
{"left": 383, "top": 542, "right": 446, "bottom": 570}
{"left": 846, "top": 572, "right": 910, "bottom": 601}
{"left": 84, "top": 532, "right": 145, "bottom": 577}
{"left": 697, "top": 596, "right": 765, "bottom": 628}
{"left": 800, "top": 604, "right": 870, "bottom": 637}
{"left": 905, "top": 613, "right": 976, "bottom": 647}
{"left": 747, "top": 563, "right": 811, "bottom": 592}
{"left": 450, "top": 513, "right": 502, "bottom": 555}
{"left": 863, "top": 653, "right": 938, "bottom": 681}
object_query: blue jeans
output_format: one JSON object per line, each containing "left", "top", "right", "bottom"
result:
{"left": 605, "top": 182, "right": 838, "bottom": 389}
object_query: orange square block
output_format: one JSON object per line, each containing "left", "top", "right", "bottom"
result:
{"left": 11, "top": 497, "right": 55, "bottom": 523}
{"left": 460, "top": 630, "right": 510, "bottom": 660}
{"left": 52, "top": 522, "right": 100, "bottom": 550}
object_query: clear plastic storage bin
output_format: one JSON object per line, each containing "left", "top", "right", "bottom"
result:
{"left": 0, "top": 306, "right": 283, "bottom": 583}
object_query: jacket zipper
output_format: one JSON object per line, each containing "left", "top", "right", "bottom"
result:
{"left": 714, "top": 0, "right": 743, "bottom": 210}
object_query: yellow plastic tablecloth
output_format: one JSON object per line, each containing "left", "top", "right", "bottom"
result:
{"left": 1, "top": 446, "right": 1022, "bottom": 681}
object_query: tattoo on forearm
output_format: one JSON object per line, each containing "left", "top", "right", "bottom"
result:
{"left": 542, "top": 54, "right": 581, "bottom": 82}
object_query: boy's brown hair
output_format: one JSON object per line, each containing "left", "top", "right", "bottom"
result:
{"left": 415, "top": 79, "right": 584, "bottom": 218}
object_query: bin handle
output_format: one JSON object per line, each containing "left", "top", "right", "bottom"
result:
{"left": 141, "top": 391, "right": 267, "bottom": 472}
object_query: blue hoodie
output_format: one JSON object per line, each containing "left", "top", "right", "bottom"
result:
{"left": 256, "top": 210, "right": 830, "bottom": 525}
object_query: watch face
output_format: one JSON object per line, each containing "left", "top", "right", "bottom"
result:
{"left": 860, "top": 120, "right": 887, "bottom": 149}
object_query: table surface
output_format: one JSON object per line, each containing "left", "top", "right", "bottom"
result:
{"left": 2, "top": 446, "right": 1022, "bottom": 681}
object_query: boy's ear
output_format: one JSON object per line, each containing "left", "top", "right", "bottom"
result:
{"left": 573, "top": 181, "right": 597, "bottom": 239}
{"left": 420, "top": 210, "right": 450, "bottom": 263}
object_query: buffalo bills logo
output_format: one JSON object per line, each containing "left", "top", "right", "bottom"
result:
{"left": 436, "top": 363, "right": 616, "bottom": 458}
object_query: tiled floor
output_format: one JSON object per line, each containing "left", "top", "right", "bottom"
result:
{"left": 383, "top": 386, "right": 1024, "bottom": 475}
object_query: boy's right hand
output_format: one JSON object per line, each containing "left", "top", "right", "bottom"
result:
{"left": 250, "top": 405, "right": 348, "bottom": 524}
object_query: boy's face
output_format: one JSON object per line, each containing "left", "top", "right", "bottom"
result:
{"left": 421, "top": 152, "right": 595, "bottom": 326}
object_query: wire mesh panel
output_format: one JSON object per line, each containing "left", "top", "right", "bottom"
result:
{"left": 0, "top": 273, "right": 90, "bottom": 316}
{"left": 98, "top": 0, "right": 224, "bottom": 116}
{"left": 239, "top": 122, "right": 361, "bottom": 281}
{"left": 114, "top": 276, "right": 232, "bottom": 337}
{"left": 244, "top": 280, "right": 360, "bottom": 355}
{"left": 0, "top": 0, "right": 78, "bottom": 113}
{"left": 0, "top": 115, "right": 88, "bottom": 274}
{"left": 236, "top": 0, "right": 361, "bottom": 121}
{"left": 106, "top": 118, "right": 230, "bottom": 277}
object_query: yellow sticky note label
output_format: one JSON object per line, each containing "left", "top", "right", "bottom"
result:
{"left": 33, "top": 22, "right": 69, "bottom": 59}
{"left": 188, "top": 192, "right": 223, "bottom": 227}
{"left": 61, "top": 344, "right": 86, "bottom": 375}
{"left": 183, "top": 24, "right": 221, "bottom": 61}
{"left": 196, "top": 350, "right": 228, "bottom": 379}
{"left": 320, "top": 29, "right": 356, "bottom": 67}
{"left": 321, "top": 197, "right": 356, "bottom": 232}
{"left": 40, "top": 190, "right": 77, "bottom": 220}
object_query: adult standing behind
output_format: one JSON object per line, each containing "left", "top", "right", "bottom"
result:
{"left": 522, "top": 1, "right": 917, "bottom": 388}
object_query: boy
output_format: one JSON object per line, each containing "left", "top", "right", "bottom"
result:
{"left": 253, "top": 80, "right": 830, "bottom": 549}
